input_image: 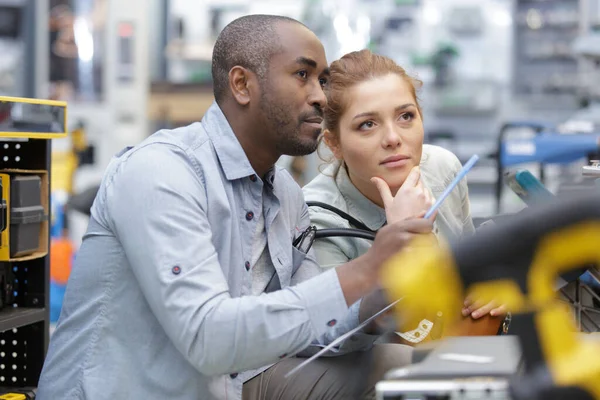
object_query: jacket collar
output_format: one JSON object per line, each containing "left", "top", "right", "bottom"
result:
{"left": 201, "top": 102, "right": 276, "bottom": 183}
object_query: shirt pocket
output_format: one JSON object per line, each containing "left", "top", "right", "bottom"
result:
{"left": 291, "top": 247, "right": 307, "bottom": 276}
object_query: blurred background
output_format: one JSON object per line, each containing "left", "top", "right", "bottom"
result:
{"left": 1, "top": 0, "right": 599, "bottom": 321}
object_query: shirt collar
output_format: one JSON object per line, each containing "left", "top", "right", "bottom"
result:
{"left": 202, "top": 102, "right": 276, "bottom": 182}
{"left": 334, "top": 162, "right": 387, "bottom": 231}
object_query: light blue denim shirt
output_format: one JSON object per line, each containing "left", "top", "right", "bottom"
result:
{"left": 37, "top": 103, "right": 367, "bottom": 400}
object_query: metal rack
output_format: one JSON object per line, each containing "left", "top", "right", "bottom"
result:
{"left": 513, "top": 0, "right": 583, "bottom": 110}
{"left": 0, "top": 96, "right": 67, "bottom": 393}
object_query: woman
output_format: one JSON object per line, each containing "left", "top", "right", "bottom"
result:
{"left": 303, "top": 49, "right": 504, "bottom": 340}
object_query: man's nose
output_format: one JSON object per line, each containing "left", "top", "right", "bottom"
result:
{"left": 308, "top": 84, "right": 327, "bottom": 109}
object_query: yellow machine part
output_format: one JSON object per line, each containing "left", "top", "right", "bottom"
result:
{"left": 381, "top": 222, "right": 600, "bottom": 398}
{"left": 0, "top": 394, "right": 26, "bottom": 400}
{"left": 51, "top": 150, "right": 78, "bottom": 195}
{"left": 0, "top": 96, "right": 67, "bottom": 139}
{"left": 71, "top": 126, "right": 88, "bottom": 153}
{"left": 380, "top": 237, "right": 526, "bottom": 337}
{"left": 0, "top": 174, "right": 9, "bottom": 261}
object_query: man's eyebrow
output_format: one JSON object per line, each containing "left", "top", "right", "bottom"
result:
{"left": 295, "top": 57, "right": 317, "bottom": 68}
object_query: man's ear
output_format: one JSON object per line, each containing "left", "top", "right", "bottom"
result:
{"left": 323, "top": 129, "right": 343, "bottom": 160}
{"left": 228, "top": 66, "right": 253, "bottom": 106}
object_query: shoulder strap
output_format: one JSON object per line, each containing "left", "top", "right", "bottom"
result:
{"left": 306, "top": 201, "right": 376, "bottom": 233}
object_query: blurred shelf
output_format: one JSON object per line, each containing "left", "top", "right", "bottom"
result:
{"left": 0, "top": 308, "right": 45, "bottom": 333}
{"left": 164, "top": 40, "right": 214, "bottom": 62}
{"left": 148, "top": 82, "right": 215, "bottom": 123}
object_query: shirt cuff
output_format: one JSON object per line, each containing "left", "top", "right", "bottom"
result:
{"left": 296, "top": 268, "right": 349, "bottom": 337}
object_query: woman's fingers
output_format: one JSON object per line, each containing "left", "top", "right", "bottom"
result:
{"left": 401, "top": 166, "right": 421, "bottom": 189}
{"left": 471, "top": 300, "right": 497, "bottom": 319}
{"left": 371, "top": 177, "right": 394, "bottom": 210}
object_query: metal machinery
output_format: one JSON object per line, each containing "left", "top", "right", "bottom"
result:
{"left": 0, "top": 96, "right": 67, "bottom": 398}
{"left": 377, "top": 190, "right": 600, "bottom": 399}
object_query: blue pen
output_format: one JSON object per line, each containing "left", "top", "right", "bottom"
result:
{"left": 424, "top": 154, "right": 480, "bottom": 219}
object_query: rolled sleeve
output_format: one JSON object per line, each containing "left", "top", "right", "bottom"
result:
{"left": 105, "top": 143, "right": 353, "bottom": 376}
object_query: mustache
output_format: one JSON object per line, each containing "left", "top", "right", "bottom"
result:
{"left": 299, "top": 108, "right": 323, "bottom": 122}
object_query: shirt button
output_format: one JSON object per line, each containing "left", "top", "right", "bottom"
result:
{"left": 327, "top": 319, "right": 337, "bottom": 327}
{"left": 230, "top": 373, "right": 238, "bottom": 379}
{"left": 245, "top": 261, "right": 250, "bottom": 271}
{"left": 172, "top": 266, "right": 181, "bottom": 275}
{"left": 246, "top": 211, "right": 254, "bottom": 221}
{"left": 249, "top": 174, "right": 257, "bottom": 182}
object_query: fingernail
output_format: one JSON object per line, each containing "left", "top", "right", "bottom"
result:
{"left": 472, "top": 312, "right": 479, "bottom": 318}
{"left": 461, "top": 309, "right": 469, "bottom": 316}
{"left": 490, "top": 310, "right": 497, "bottom": 316}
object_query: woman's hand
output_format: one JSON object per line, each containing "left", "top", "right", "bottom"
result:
{"left": 371, "top": 166, "right": 435, "bottom": 225}
{"left": 461, "top": 296, "right": 507, "bottom": 319}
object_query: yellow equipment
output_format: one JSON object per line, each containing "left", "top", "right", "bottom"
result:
{"left": 382, "top": 192, "right": 600, "bottom": 399}
{"left": 0, "top": 96, "right": 67, "bottom": 139}
{"left": 0, "top": 394, "right": 26, "bottom": 400}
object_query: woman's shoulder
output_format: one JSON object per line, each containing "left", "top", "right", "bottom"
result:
{"left": 302, "top": 163, "right": 353, "bottom": 229}
{"left": 420, "top": 144, "right": 462, "bottom": 183}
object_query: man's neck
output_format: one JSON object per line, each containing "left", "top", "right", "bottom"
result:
{"left": 222, "top": 104, "right": 278, "bottom": 178}
{"left": 235, "top": 131, "right": 279, "bottom": 178}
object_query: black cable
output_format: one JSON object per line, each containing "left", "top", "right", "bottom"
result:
{"left": 314, "top": 228, "right": 376, "bottom": 241}
{"left": 307, "top": 201, "right": 375, "bottom": 233}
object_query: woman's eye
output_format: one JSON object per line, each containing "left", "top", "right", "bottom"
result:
{"left": 400, "top": 112, "right": 414, "bottom": 122}
{"left": 359, "top": 121, "right": 375, "bottom": 130}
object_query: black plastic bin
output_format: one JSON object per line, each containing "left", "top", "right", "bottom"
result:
{"left": 9, "top": 206, "right": 46, "bottom": 258}
{"left": 10, "top": 175, "right": 41, "bottom": 208}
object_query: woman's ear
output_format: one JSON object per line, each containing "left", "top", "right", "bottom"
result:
{"left": 323, "top": 129, "right": 343, "bottom": 160}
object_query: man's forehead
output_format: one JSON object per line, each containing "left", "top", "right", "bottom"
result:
{"left": 274, "top": 23, "right": 327, "bottom": 67}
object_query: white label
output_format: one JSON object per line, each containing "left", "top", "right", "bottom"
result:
{"left": 506, "top": 141, "right": 536, "bottom": 156}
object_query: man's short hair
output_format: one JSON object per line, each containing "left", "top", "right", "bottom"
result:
{"left": 211, "top": 14, "right": 305, "bottom": 104}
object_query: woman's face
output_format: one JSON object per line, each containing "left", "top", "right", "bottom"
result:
{"left": 327, "top": 73, "right": 424, "bottom": 202}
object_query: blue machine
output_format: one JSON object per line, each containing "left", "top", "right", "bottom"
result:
{"left": 494, "top": 121, "right": 600, "bottom": 212}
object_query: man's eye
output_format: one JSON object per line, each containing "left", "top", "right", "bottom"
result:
{"left": 297, "top": 71, "right": 308, "bottom": 79}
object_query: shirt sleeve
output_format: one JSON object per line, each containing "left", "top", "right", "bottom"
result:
{"left": 105, "top": 143, "right": 350, "bottom": 376}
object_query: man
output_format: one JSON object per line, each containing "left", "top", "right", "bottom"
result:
{"left": 37, "top": 15, "right": 432, "bottom": 400}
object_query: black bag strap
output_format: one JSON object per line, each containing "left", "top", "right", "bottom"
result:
{"left": 265, "top": 202, "right": 376, "bottom": 293}
{"left": 306, "top": 201, "right": 376, "bottom": 233}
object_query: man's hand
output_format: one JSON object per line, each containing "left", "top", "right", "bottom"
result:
{"left": 461, "top": 296, "right": 507, "bottom": 319}
{"left": 336, "top": 218, "right": 434, "bottom": 307}
{"left": 371, "top": 166, "right": 435, "bottom": 225}
{"left": 367, "top": 218, "right": 434, "bottom": 276}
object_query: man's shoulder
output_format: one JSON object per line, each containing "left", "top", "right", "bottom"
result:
{"left": 99, "top": 123, "right": 218, "bottom": 197}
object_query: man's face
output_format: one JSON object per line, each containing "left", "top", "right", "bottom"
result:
{"left": 258, "top": 23, "right": 329, "bottom": 156}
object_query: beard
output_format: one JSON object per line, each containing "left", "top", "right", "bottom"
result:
{"left": 258, "top": 87, "right": 321, "bottom": 157}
